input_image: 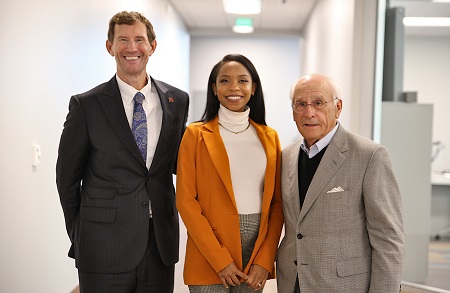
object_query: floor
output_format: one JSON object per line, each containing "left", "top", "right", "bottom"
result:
{"left": 402, "top": 238, "right": 450, "bottom": 293}
{"left": 423, "top": 239, "right": 450, "bottom": 290}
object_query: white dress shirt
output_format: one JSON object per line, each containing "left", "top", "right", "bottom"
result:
{"left": 116, "top": 74, "right": 162, "bottom": 169}
{"left": 116, "top": 74, "right": 163, "bottom": 217}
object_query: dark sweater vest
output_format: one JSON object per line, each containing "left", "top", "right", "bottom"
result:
{"left": 298, "top": 146, "right": 327, "bottom": 208}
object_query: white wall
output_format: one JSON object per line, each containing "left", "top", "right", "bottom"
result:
{"left": 0, "top": 0, "right": 189, "bottom": 292}
{"left": 301, "top": 0, "right": 355, "bottom": 132}
{"left": 300, "top": 0, "right": 381, "bottom": 139}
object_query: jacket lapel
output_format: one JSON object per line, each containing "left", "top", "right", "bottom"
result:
{"left": 251, "top": 121, "right": 276, "bottom": 216}
{"left": 148, "top": 78, "right": 175, "bottom": 174}
{"left": 298, "top": 125, "right": 348, "bottom": 223}
{"left": 202, "top": 117, "right": 237, "bottom": 208}
{"left": 252, "top": 121, "right": 271, "bottom": 225}
{"left": 96, "top": 76, "right": 145, "bottom": 166}
{"left": 287, "top": 141, "right": 302, "bottom": 221}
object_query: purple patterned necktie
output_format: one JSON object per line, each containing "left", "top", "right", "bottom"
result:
{"left": 132, "top": 92, "right": 147, "bottom": 162}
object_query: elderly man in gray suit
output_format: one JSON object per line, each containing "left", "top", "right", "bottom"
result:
{"left": 276, "top": 73, "right": 404, "bottom": 293}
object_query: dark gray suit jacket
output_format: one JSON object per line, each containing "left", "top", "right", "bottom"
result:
{"left": 56, "top": 76, "right": 189, "bottom": 273}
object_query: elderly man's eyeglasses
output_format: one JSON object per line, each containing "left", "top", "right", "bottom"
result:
{"left": 292, "top": 97, "right": 338, "bottom": 113}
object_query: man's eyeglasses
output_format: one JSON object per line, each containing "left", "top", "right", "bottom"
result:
{"left": 292, "top": 97, "right": 338, "bottom": 113}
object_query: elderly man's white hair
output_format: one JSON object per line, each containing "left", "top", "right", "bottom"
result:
{"left": 289, "top": 74, "right": 342, "bottom": 104}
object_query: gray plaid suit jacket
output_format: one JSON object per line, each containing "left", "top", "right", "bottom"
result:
{"left": 276, "top": 125, "right": 404, "bottom": 293}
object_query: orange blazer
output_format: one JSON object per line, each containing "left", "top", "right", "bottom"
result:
{"left": 176, "top": 116, "right": 284, "bottom": 285}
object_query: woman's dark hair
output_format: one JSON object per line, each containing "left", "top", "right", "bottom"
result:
{"left": 200, "top": 54, "right": 266, "bottom": 125}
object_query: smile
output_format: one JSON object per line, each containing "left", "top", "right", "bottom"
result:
{"left": 226, "top": 95, "right": 242, "bottom": 101}
{"left": 125, "top": 56, "right": 139, "bottom": 60}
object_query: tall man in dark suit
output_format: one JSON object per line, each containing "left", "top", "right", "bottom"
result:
{"left": 56, "top": 11, "right": 189, "bottom": 293}
{"left": 276, "top": 74, "right": 404, "bottom": 293}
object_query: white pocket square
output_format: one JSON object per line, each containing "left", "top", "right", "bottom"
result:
{"left": 327, "top": 186, "right": 344, "bottom": 193}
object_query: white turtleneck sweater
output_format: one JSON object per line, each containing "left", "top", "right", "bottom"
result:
{"left": 218, "top": 105, "right": 266, "bottom": 214}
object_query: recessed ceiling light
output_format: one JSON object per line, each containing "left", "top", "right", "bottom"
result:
{"left": 223, "top": 0, "right": 261, "bottom": 14}
{"left": 403, "top": 17, "right": 450, "bottom": 27}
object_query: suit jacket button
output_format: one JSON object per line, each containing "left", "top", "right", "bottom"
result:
{"left": 294, "top": 260, "right": 297, "bottom": 266}
{"left": 297, "top": 233, "right": 303, "bottom": 239}
{"left": 142, "top": 202, "right": 148, "bottom": 207}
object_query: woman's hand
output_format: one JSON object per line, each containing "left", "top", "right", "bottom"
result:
{"left": 246, "top": 264, "right": 269, "bottom": 291}
{"left": 218, "top": 262, "right": 248, "bottom": 288}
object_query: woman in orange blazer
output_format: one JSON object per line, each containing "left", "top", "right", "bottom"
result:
{"left": 176, "top": 54, "right": 284, "bottom": 292}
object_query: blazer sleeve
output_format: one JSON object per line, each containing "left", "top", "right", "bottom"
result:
{"left": 56, "top": 96, "right": 90, "bottom": 247}
{"left": 176, "top": 125, "right": 235, "bottom": 272}
{"left": 364, "top": 146, "right": 404, "bottom": 292}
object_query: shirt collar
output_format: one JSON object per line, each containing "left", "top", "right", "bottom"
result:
{"left": 116, "top": 74, "right": 152, "bottom": 103}
{"left": 301, "top": 122, "right": 339, "bottom": 158}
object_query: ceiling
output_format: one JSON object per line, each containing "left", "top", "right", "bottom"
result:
{"left": 168, "top": 0, "right": 450, "bottom": 37}
{"left": 167, "top": 0, "right": 318, "bottom": 36}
